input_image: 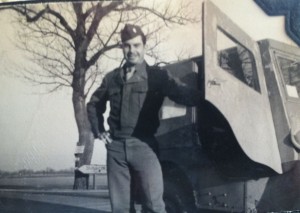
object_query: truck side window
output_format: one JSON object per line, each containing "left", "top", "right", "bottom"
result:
{"left": 276, "top": 56, "right": 300, "bottom": 98}
{"left": 217, "top": 28, "right": 260, "bottom": 92}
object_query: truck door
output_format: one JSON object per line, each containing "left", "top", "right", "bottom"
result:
{"left": 203, "top": 1, "right": 282, "bottom": 173}
{"left": 156, "top": 60, "right": 199, "bottom": 149}
{"left": 269, "top": 40, "right": 300, "bottom": 154}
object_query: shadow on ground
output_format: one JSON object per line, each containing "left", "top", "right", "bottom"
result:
{"left": 0, "top": 197, "right": 110, "bottom": 213}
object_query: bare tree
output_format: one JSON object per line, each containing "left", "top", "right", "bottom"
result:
{"left": 0, "top": 0, "right": 199, "bottom": 189}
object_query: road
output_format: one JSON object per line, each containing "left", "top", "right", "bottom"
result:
{"left": 0, "top": 189, "right": 111, "bottom": 213}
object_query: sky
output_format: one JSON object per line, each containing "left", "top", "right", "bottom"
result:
{"left": 0, "top": 0, "right": 297, "bottom": 172}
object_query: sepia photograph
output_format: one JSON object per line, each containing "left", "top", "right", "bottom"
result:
{"left": 0, "top": 0, "right": 299, "bottom": 212}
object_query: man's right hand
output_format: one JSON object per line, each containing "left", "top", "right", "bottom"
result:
{"left": 98, "top": 132, "right": 113, "bottom": 144}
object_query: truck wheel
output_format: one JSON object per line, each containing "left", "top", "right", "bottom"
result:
{"left": 164, "top": 181, "right": 196, "bottom": 213}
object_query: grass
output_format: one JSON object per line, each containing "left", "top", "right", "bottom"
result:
{"left": 0, "top": 174, "right": 108, "bottom": 190}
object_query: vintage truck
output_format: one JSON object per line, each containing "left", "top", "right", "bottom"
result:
{"left": 156, "top": 1, "right": 300, "bottom": 212}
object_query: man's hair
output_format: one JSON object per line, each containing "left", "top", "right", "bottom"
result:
{"left": 121, "top": 24, "right": 146, "bottom": 45}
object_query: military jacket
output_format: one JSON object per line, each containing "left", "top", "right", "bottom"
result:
{"left": 87, "top": 61, "right": 201, "bottom": 139}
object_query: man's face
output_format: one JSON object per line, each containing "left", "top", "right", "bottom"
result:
{"left": 122, "top": 35, "right": 145, "bottom": 65}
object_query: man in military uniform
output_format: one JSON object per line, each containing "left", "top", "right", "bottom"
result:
{"left": 87, "top": 24, "right": 201, "bottom": 213}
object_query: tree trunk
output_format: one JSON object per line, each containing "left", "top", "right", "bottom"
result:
{"left": 72, "top": 15, "right": 95, "bottom": 188}
{"left": 72, "top": 88, "right": 95, "bottom": 190}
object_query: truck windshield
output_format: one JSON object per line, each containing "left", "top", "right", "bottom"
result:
{"left": 276, "top": 56, "right": 300, "bottom": 99}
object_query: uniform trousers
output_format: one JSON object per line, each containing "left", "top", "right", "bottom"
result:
{"left": 106, "top": 137, "right": 166, "bottom": 213}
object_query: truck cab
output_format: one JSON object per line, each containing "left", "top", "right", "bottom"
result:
{"left": 156, "top": 1, "right": 300, "bottom": 212}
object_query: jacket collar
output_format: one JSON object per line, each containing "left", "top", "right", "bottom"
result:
{"left": 120, "top": 61, "right": 148, "bottom": 83}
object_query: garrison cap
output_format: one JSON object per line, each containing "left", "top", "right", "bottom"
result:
{"left": 121, "top": 24, "right": 146, "bottom": 44}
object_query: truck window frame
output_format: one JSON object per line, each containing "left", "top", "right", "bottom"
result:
{"left": 273, "top": 50, "right": 300, "bottom": 103}
{"left": 217, "top": 27, "right": 261, "bottom": 93}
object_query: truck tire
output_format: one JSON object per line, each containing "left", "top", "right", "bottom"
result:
{"left": 164, "top": 180, "right": 196, "bottom": 213}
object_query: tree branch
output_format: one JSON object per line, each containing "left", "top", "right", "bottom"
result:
{"left": 84, "top": 2, "right": 122, "bottom": 49}
{"left": 11, "top": 5, "right": 49, "bottom": 22}
{"left": 46, "top": 6, "right": 76, "bottom": 39}
{"left": 7, "top": 5, "right": 76, "bottom": 40}
{"left": 86, "top": 43, "right": 120, "bottom": 69}
{"left": 115, "top": 2, "right": 198, "bottom": 26}
{"left": 89, "top": 9, "right": 123, "bottom": 65}
{"left": 83, "top": 1, "right": 103, "bottom": 19}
